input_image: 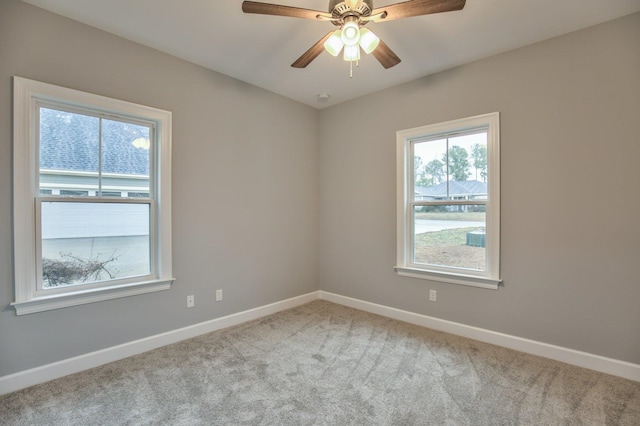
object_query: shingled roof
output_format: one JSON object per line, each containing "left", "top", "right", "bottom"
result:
{"left": 39, "top": 107, "right": 150, "bottom": 176}
{"left": 415, "top": 180, "right": 487, "bottom": 198}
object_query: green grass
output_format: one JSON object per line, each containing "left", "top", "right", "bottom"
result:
{"left": 414, "top": 227, "right": 477, "bottom": 247}
{"left": 414, "top": 211, "right": 486, "bottom": 221}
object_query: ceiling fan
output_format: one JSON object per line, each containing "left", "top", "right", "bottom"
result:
{"left": 242, "top": 0, "right": 466, "bottom": 72}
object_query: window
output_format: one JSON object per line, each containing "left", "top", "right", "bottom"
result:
{"left": 396, "top": 113, "right": 500, "bottom": 289}
{"left": 12, "top": 77, "right": 173, "bottom": 315}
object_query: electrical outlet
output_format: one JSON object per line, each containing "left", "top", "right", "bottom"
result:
{"left": 429, "top": 290, "right": 437, "bottom": 302}
{"left": 187, "top": 295, "right": 195, "bottom": 308}
{"left": 215, "top": 289, "right": 223, "bottom": 302}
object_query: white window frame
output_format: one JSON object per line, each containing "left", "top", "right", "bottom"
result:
{"left": 395, "top": 112, "right": 501, "bottom": 289}
{"left": 12, "top": 77, "right": 174, "bottom": 315}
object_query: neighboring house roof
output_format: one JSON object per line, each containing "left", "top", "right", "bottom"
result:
{"left": 39, "top": 107, "right": 150, "bottom": 176}
{"left": 415, "top": 180, "right": 487, "bottom": 198}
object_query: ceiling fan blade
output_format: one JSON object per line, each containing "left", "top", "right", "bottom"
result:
{"left": 291, "top": 31, "right": 334, "bottom": 68}
{"left": 242, "top": 1, "right": 332, "bottom": 20}
{"left": 372, "top": 39, "right": 401, "bottom": 69}
{"left": 372, "top": 0, "right": 466, "bottom": 22}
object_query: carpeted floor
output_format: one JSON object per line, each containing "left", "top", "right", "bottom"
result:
{"left": 1, "top": 300, "right": 639, "bottom": 425}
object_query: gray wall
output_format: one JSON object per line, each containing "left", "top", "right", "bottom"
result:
{"left": 0, "top": 0, "right": 319, "bottom": 376}
{"left": 1, "top": 0, "right": 638, "bottom": 378}
{"left": 318, "top": 12, "right": 640, "bottom": 364}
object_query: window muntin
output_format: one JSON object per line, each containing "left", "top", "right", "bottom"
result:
{"left": 396, "top": 113, "right": 500, "bottom": 288}
{"left": 12, "top": 77, "right": 173, "bottom": 315}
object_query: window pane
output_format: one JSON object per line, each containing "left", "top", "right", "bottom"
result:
{"left": 413, "top": 205, "right": 486, "bottom": 271}
{"left": 414, "top": 138, "right": 446, "bottom": 200}
{"left": 448, "top": 132, "right": 488, "bottom": 186}
{"left": 41, "top": 201, "right": 150, "bottom": 288}
{"left": 101, "top": 119, "right": 150, "bottom": 197}
{"left": 414, "top": 132, "right": 488, "bottom": 202}
{"left": 39, "top": 107, "right": 99, "bottom": 195}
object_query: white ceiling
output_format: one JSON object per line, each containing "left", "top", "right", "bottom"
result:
{"left": 21, "top": 0, "right": 640, "bottom": 109}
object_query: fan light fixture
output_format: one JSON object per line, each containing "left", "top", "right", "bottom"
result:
{"left": 324, "top": 30, "right": 343, "bottom": 56}
{"left": 323, "top": 21, "right": 379, "bottom": 60}
{"left": 359, "top": 28, "right": 380, "bottom": 54}
{"left": 340, "top": 20, "right": 360, "bottom": 46}
{"left": 343, "top": 45, "right": 360, "bottom": 62}
{"left": 322, "top": 19, "right": 380, "bottom": 76}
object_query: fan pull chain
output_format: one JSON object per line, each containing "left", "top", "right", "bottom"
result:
{"left": 349, "top": 60, "right": 361, "bottom": 78}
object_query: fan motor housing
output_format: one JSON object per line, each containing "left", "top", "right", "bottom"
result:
{"left": 329, "top": 0, "right": 373, "bottom": 25}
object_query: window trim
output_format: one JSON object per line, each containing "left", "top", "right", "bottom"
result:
{"left": 12, "top": 76, "right": 174, "bottom": 315}
{"left": 395, "top": 112, "right": 501, "bottom": 289}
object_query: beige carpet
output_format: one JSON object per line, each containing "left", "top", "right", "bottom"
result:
{"left": 1, "top": 300, "right": 639, "bottom": 425}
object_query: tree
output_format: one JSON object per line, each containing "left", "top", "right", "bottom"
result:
{"left": 423, "top": 159, "right": 445, "bottom": 186}
{"left": 42, "top": 252, "right": 118, "bottom": 287}
{"left": 443, "top": 146, "right": 470, "bottom": 181}
{"left": 414, "top": 156, "right": 428, "bottom": 186}
{"left": 471, "top": 144, "right": 488, "bottom": 182}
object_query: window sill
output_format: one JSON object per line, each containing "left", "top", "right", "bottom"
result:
{"left": 11, "top": 278, "right": 174, "bottom": 315}
{"left": 394, "top": 266, "right": 501, "bottom": 290}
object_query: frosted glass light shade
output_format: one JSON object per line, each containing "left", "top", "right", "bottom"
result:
{"left": 324, "top": 30, "right": 344, "bottom": 56}
{"left": 340, "top": 21, "right": 360, "bottom": 46}
{"left": 359, "top": 28, "right": 380, "bottom": 54}
{"left": 343, "top": 45, "right": 361, "bottom": 62}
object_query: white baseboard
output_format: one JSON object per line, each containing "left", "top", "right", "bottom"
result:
{"left": 2, "top": 289, "right": 638, "bottom": 396}
{"left": 319, "top": 291, "right": 640, "bottom": 382}
{"left": 0, "top": 291, "right": 320, "bottom": 396}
